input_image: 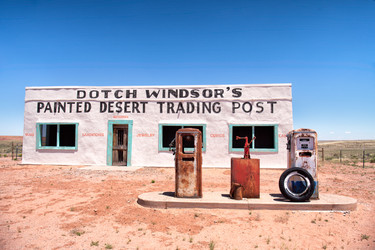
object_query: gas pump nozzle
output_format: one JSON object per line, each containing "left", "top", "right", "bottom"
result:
{"left": 236, "top": 136, "right": 256, "bottom": 159}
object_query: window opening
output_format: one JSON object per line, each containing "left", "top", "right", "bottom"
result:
{"left": 163, "top": 126, "right": 180, "bottom": 149}
{"left": 182, "top": 134, "right": 195, "bottom": 154}
{"left": 159, "top": 124, "right": 206, "bottom": 151}
{"left": 254, "top": 126, "right": 274, "bottom": 149}
{"left": 41, "top": 124, "right": 57, "bottom": 146}
{"left": 60, "top": 125, "right": 76, "bottom": 147}
{"left": 232, "top": 126, "right": 253, "bottom": 149}
{"left": 230, "top": 124, "right": 278, "bottom": 152}
{"left": 37, "top": 123, "right": 77, "bottom": 149}
{"left": 118, "top": 129, "right": 124, "bottom": 146}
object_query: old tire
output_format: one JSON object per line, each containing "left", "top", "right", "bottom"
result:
{"left": 279, "top": 167, "right": 315, "bottom": 202}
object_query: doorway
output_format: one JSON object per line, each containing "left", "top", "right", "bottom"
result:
{"left": 107, "top": 120, "right": 133, "bottom": 166}
{"left": 112, "top": 125, "right": 128, "bottom": 166}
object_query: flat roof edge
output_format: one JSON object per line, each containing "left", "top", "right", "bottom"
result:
{"left": 25, "top": 83, "right": 292, "bottom": 90}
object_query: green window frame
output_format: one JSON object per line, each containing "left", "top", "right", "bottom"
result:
{"left": 229, "top": 124, "right": 278, "bottom": 152}
{"left": 158, "top": 123, "right": 206, "bottom": 152}
{"left": 36, "top": 123, "right": 78, "bottom": 150}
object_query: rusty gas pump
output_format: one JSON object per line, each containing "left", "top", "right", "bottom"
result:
{"left": 284, "top": 128, "right": 319, "bottom": 199}
{"left": 230, "top": 136, "right": 260, "bottom": 199}
{"left": 174, "top": 128, "right": 202, "bottom": 198}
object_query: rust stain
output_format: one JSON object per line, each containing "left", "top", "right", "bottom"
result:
{"left": 175, "top": 128, "right": 202, "bottom": 198}
{"left": 231, "top": 158, "right": 260, "bottom": 198}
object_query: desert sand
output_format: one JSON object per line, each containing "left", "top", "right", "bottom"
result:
{"left": 0, "top": 158, "right": 374, "bottom": 249}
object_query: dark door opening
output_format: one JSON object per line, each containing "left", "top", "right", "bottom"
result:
{"left": 112, "top": 125, "right": 128, "bottom": 166}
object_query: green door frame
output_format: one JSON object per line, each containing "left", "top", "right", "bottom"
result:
{"left": 107, "top": 120, "right": 133, "bottom": 166}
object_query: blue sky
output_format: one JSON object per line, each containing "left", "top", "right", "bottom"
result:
{"left": 0, "top": 0, "right": 374, "bottom": 140}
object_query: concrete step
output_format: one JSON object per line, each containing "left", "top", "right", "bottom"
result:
{"left": 137, "top": 192, "right": 357, "bottom": 211}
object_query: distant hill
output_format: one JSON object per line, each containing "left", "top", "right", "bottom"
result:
{"left": 0, "top": 136, "right": 23, "bottom": 142}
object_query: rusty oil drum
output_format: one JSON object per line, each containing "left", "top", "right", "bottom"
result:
{"left": 231, "top": 158, "right": 260, "bottom": 198}
{"left": 175, "top": 128, "right": 202, "bottom": 198}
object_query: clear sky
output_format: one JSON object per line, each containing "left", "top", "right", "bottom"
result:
{"left": 0, "top": 0, "right": 374, "bottom": 140}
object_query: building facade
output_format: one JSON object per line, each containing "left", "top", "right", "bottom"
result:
{"left": 22, "top": 84, "right": 293, "bottom": 168}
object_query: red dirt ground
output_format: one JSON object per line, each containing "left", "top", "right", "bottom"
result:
{"left": 0, "top": 158, "right": 374, "bottom": 249}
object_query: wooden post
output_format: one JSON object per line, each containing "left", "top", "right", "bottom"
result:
{"left": 340, "top": 150, "right": 342, "bottom": 163}
{"left": 363, "top": 150, "right": 365, "bottom": 168}
{"left": 11, "top": 142, "right": 14, "bottom": 159}
{"left": 322, "top": 148, "right": 324, "bottom": 162}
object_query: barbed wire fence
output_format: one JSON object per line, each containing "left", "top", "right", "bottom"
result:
{"left": 2, "top": 140, "right": 375, "bottom": 166}
{"left": 318, "top": 148, "right": 375, "bottom": 168}
{"left": 0, "top": 142, "right": 23, "bottom": 160}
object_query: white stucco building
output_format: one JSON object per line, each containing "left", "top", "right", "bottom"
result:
{"left": 22, "top": 83, "right": 293, "bottom": 168}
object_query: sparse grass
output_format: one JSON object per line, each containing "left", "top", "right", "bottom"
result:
{"left": 266, "top": 236, "right": 271, "bottom": 244}
{"left": 105, "top": 243, "right": 113, "bottom": 249}
{"left": 311, "top": 219, "right": 316, "bottom": 224}
{"left": 189, "top": 236, "right": 193, "bottom": 243}
{"left": 71, "top": 229, "right": 85, "bottom": 236}
{"left": 90, "top": 241, "right": 99, "bottom": 246}
{"left": 361, "top": 234, "right": 370, "bottom": 241}
{"left": 151, "top": 180, "right": 155, "bottom": 183}
{"left": 209, "top": 240, "right": 215, "bottom": 250}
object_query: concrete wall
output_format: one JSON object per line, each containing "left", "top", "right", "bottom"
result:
{"left": 22, "top": 84, "right": 293, "bottom": 168}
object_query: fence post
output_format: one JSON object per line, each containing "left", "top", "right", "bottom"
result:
{"left": 11, "top": 142, "right": 14, "bottom": 159}
{"left": 363, "top": 150, "right": 365, "bottom": 168}
{"left": 16, "top": 145, "right": 18, "bottom": 160}
{"left": 340, "top": 150, "right": 342, "bottom": 163}
{"left": 322, "top": 148, "right": 324, "bottom": 162}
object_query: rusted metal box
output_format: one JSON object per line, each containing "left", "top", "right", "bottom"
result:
{"left": 231, "top": 158, "right": 260, "bottom": 198}
{"left": 175, "top": 128, "right": 202, "bottom": 198}
{"left": 287, "top": 128, "right": 319, "bottom": 199}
